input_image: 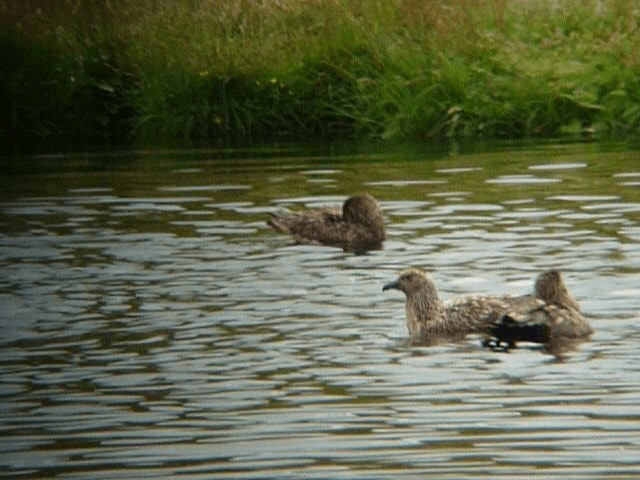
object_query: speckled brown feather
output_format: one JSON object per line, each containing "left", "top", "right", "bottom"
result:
{"left": 383, "top": 268, "right": 514, "bottom": 343}
{"left": 268, "top": 194, "right": 385, "bottom": 252}
{"left": 383, "top": 269, "right": 593, "bottom": 351}
{"left": 488, "top": 270, "right": 593, "bottom": 353}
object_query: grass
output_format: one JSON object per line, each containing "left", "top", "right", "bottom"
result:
{"left": 2, "top": 0, "right": 640, "bottom": 152}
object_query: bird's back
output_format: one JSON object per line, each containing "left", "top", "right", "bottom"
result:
{"left": 268, "top": 208, "right": 348, "bottom": 246}
{"left": 488, "top": 293, "right": 593, "bottom": 353}
{"left": 443, "top": 294, "right": 515, "bottom": 336}
{"left": 268, "top": 207, "right": 383, "bottom": 252}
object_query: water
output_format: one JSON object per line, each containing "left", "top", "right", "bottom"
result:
{"left": 1, "top": 142, "right": 640, "bottom": 478}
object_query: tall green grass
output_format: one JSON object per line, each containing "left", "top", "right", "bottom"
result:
{"left": 2, "top": 0, "right": 640, "bottom": 151}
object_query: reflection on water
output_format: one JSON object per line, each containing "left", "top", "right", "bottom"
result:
{"left": 1, "top": 143, "right": 640, "bottom": 478}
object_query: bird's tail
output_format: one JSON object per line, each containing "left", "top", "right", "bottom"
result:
{"left": 267, "top": 214, "right": 289, "bottom": 233}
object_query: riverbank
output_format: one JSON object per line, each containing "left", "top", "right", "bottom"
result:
{"left": 2, "top": 0, "right": 640, "bottom": 152}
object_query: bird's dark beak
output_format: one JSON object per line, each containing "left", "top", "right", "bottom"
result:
{"left": 382, "top": 279, "right": 399, "bottom": 292}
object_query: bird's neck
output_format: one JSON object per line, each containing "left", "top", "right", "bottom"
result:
{"left": 406, "top": 290, "right": 447, "bottom": 337}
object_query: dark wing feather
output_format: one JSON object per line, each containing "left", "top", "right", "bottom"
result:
{"left": 268, "top": 208, "right": 348, "bottom": 246}
{"left": 488, "top": 295, "right": 592, "bottom": 346}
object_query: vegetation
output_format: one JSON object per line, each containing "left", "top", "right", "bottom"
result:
{"left": 2, "top": 0, "right": 640, "bottom": 151}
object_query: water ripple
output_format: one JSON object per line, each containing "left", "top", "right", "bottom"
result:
{"left": 1, "top": 145, "right": 640, "bottom": 478}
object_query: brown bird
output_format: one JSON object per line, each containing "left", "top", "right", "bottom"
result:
{"left": 268, "top": 194, "right": 385, "bottom": 253}
{"left": 383, "top": 268, "right": 593, "bottom": 353}
{"left": 382, "top": 268, "right": 513, "bottom": 344}
{"left": 488, "top": 270, "right": 593, "bottom": 353}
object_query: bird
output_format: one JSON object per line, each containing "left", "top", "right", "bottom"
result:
{"left": 267, "top": 194, "right": 385, "bottom": 253}
{"left": 487, "top": 270, "right": 593, "bottom": 353}
{"left": 382, "top": 268, "right": 593, "bottom": 355}
{"left": 382, "top": 268, "right": 514, "bottom": 344}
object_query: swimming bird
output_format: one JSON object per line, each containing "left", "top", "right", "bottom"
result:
{"left": 382, "top": 268, "right": 513, "bottom": 344}
{"left": 268, "top": 194, "right": 385, "bottom": 252}
{"left": 382, "top": 268, "right": 593, "bottom": 354}
{"left": 488, "top": 270, "right": 593, "bottom": 352}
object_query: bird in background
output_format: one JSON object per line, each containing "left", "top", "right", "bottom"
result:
{"left": 268, "top": 194, "right": 385, "bottom": 253}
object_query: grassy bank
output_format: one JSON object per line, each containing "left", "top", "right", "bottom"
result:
{"left": 2, "top": 0, "right": 640, "bottom": 151}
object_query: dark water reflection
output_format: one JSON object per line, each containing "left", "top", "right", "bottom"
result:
{"left": 1, "top": 143, "right": 640, "bottom": 478}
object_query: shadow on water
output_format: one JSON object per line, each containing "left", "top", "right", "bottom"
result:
{"left": 1, "top": 142, "right": 640, "bottom": 478}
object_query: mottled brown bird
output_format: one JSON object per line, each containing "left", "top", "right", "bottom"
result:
{"left": 489, "top": 270, "right": 593, "bottom": 352}
{"left": 383, "top": 269, "right": 593, "bottom": 353}
{"left": 382, "top": 268, "right": 513, "bottom": 344}
{"left": 268, "top": 194, "right": 385, "bottom": 252}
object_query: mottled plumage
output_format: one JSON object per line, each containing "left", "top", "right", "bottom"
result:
{"left": 382, "top": 268, "right": 513, "bottom": 343}
{"left": 268, "top": 194, "right": 385, "bottom": 252}
{"left": 488, "top": 270, "right": 593, "bottom": 352}
{"left": 382, "top": 268, "right": 593, "bottom": 355}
